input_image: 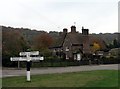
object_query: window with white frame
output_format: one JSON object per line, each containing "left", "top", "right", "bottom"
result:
{"left": 65, "top": 47, "right": 69, "bottom": 51}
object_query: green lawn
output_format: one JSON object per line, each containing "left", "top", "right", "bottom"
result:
{"left": 0, "top": 78, "right": 2, "bottom": 88}
{"left": 2, "top": 70, "right": 119, "bottom": 87}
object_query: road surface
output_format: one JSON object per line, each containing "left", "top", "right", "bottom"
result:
{"left": 2, "top": 64, "right": 119, "bottom": 78}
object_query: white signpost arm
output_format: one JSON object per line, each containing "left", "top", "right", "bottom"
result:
{"left": 30, "top": 57, "right": 44, "bottom": 61}
{"left": 10, "top": 57, "right": 44, "bottom": 61}
{"left": 10, "top": 57, "right": 27, "bottom": 61}
{"left": 19, "top": 51, "right": 39, "bottom": 56}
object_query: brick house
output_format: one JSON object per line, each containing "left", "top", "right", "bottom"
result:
{"left": 51, "top": 26, "right": 106, "bottom": 60}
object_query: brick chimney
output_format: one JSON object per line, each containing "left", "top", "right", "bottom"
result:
{"left": 63, "top": 28, "right": 68, "bottom": 33}
{"left": 71, "top": 26, "right": 76, "bottom": 33}
{"left": 82, "top": 26, "right": 89, "bottom": 35}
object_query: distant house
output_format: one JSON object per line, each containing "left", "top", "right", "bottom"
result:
{"left": 50, "top": 26, "right": 106, "bottom": 60}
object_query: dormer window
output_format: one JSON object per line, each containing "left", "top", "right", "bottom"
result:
{"left": 65, "top": 47, "right": 69, "bottom": 51}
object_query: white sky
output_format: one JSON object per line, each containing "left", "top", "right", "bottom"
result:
{"left": 0, "top": 0, "right": 119, "bottom": 33}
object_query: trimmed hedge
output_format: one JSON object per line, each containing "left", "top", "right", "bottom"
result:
{"left": 3, "top": 56, "right": 120, "bottom": 67}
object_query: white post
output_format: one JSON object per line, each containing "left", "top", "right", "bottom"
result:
{"left": 26, "top": 54, "right": 31, "bottom": 82}
{"left": 27, "top": 71, "right": 30, "bottom": 81}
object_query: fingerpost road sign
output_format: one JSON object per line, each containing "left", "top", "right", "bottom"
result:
{"left": 10, "top": 51, "right": 44, "bottom": 82}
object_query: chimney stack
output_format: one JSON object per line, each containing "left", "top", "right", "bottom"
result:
{"left": 82, "top": 26, "right": 89, "bottom": 35}
{"left": 71, "top": 26, "right": 76, "bottom": 33}
{"left": 63, "top": 28, "right": 68, "bottom": 33}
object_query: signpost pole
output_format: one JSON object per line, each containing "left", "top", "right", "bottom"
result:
{"left": 26, "top": 53, "right": 31, "bottom": 82}
{"left": 18, "top": 60, "right": 20, "bottom": 69}
{"left": 26, "top": 60, "right": 31, "bottom": 82}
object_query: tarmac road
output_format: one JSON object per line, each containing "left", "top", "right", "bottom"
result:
{"left": 2, "top": 64, "right": 119, "bottom": 78}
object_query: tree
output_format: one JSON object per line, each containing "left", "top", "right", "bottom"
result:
{"left": 33, "top": 33, "right": 53, "bottom": 57}
{"left": 92, "top": 42, "right": 101, "bottom": 53}
{"left": 2, "top": 30, "right": 29, "bottom": 66}
{"left": 108, "top": 39, "right": 120, "bottom": 49}
{"left": 113, "top": 39, "right": 119, "bottom": 48}
{"left": 33, "top": 33, "right": 53, "bottom": 50}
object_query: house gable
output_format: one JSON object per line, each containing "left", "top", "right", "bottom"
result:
{"left": 62, "top": 34, "right": 73, "bottom": 58}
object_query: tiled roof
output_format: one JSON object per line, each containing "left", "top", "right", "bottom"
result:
{"left": 51, "top": 32, "right": 106, "bottom": 50}
{"left": 67, "top": 32, "right": 83, "bottom": 45}
{"left": 50, "top": 33, "right": 66, "bottom": 48}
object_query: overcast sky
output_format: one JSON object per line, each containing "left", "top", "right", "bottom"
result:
{"left": 0, "top": 0, "right": 119, "bottom": 33}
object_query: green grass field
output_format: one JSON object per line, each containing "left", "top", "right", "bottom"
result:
{"left": 2, "top": 70, "right": 119, "bottom": 87}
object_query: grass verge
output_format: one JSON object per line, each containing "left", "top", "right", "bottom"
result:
{"left": 2, "top": 70, "right": 119, "bottom": 87}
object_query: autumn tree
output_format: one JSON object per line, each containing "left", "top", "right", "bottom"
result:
{"left": 33, "top": 33, "right": 53, "bottom": 56}
{"left": 91, "top": 42, "right": 101, "bottom": 53}
{"left": 2, "top": 29, "right": 29, "bottom": 66}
